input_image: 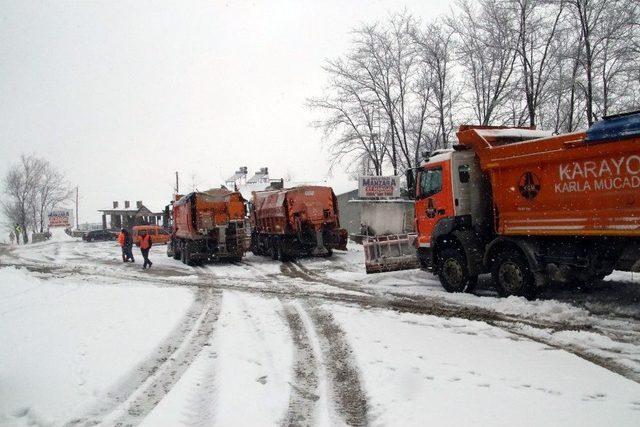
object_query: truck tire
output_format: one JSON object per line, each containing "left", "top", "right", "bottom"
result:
{"left": 181, "top": 243, "right": 191, "bottom": 265}
{"left": 272, "top": 237, "right": 288, "bottom": 262}
{"left": 437, "top": 247, "right": 477, "bottom": 293}
{"left": 251, "top": 232, "right": 263, "bottom": 256}
{"left": 271, "top": 237, "right": 279, "bottom": 261}
{"left": 492, "top": 250, "right": 537, "bottom": 299}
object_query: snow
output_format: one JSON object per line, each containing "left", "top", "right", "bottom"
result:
{"left": 476, "top": 128, "right": 553, "bottom": 139}
{"left": 330, "top": 304, "right": 640, "bottom": 426}
{"left": 1, "top": 239, "right": 640, "bottom": 425}
{"left": 141, "top": 292, "right": 295, "bottom": 427}
{"left": 0, "top": 266, "right": 194, "bottom": 426}
{"left": 46, "top": 227, "right": 78, "bottom": 242}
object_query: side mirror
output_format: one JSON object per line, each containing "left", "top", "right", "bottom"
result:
{"left": 405, "top": 169, "right": 415, "bottom": 199}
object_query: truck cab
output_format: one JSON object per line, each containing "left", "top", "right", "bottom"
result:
{"left": 413, "top": 148, "right": 490, "bottom": 293}
{"left": 415, "top": 149, "right": 486, "bottom": 250}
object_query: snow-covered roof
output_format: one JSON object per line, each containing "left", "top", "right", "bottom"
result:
{"left": 226, "top": 172, "right": 246, "bottom": 182}
{"left": 247, "top": 173, "right": 268, "bottom": 184}
{"left": 425, "top": 149, "right": 454, "bottom": 164}
{"left": 226, "top": 167, "right": 248, "bottom": 183}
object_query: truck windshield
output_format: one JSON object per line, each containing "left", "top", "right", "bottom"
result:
{"left": 419, "top": 167, "right": 442, "bottom": 198}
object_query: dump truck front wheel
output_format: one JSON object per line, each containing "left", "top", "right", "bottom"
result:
{"left": 492, "top": 251, "right": 536, "bottom": 299}
{"left": 437, "top": 247, "right": 477, "bottom": 293}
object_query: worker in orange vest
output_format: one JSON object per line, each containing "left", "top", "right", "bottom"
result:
{"left": 117, "top": 228, "right": 127, "bottom": 262}
{"left": 139, "top": 231, "right": 153, "bottom": 269}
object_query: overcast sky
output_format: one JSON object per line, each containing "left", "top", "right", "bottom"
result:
{"left": 0, "top": 0, "right": 451, "bottom": 223}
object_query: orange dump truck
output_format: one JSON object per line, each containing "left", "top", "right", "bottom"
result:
{"left": 402, "top": 110, "right": 640, "bottom": 297}
{"left": 250, "top": 185, "right": 348, "bottom": 260}
{"left": 168, "top": 189, "right": 247, "bottom": 265}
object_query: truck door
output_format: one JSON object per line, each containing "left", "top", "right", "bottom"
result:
{"left": 415, "top": 161, "right": 453, "bottom": 247}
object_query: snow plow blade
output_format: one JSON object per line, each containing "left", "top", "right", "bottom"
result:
{"left": 364, "top": 233, "right": 420, "bottom": 274}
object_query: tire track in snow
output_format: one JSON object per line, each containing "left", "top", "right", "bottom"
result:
{"left": 285, "top": 261, "right": 366, "bottom": 295}
{"left": 65, "top": 288, "right": 221, "bottom": 426}
{"left": 112, "top": 288, "right": 221, "bottom": 426}
{"left": 281, "top": 302, "right": 321, "bottom": 426}
{"left": 304, "top": 302, "right": 369, "bottom": 426}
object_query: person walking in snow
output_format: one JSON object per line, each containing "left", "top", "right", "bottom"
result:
{"left": 9, "top": 231, "right": 15, "bottom": 245}
{"left": 117, "top": 228, "right": 134, "bottom": 262}
{"left": 139, "top": 230, "right": 153, "bottom": 269}
{"left": 117, "top": 228, "right": 127, "bottom": 262}
{"left": 124, "top": 229, "right": 135, "bottom": 263}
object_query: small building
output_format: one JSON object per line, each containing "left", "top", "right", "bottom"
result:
{"left": 98, "top": 201, "right": 165, "bottom": 230}
{"left": 225, "top": 166, "right": 248, "bottom": 189}
{"left": 247, "top": 167, "right": 269, "bottom": 184}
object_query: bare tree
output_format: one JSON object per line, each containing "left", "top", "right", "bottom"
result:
{"left": 450, "top": 0, "right": 519, "bottom": 125}
{"left": 2, "top": 155, "right": 40, "bottom": 243}
{"left": 508, "top": 0, "right": 566, "bottom": 127}
{"left": 568, "top": 0, "right": 638, "bottom": 124}
{"left": 414, "top": 21, "right": 460, "bottom": 148}
{"left": 32, "top": 160, "right": 74, "bottom": 233}
{"left": 309, "top": 79, "right": 389, "bottom": 176}
{"left": 309, "top": 55, "right": 390, "bottom": 176}
{"left": 311, "top": 12, "right": 431, "bottom": 175}
{"left": 2, "top": 155, "right": 72, "bottom": 242}
{"left": 595, "top": 0, "right": 639, "bottom": 116}
{"left": 310, "top": 1, "right": 639, "bottom": 176}
{"left": 350, "top": 14, "right": 421, "bottom": 173}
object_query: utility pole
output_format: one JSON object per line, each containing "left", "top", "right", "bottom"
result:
{"left": 175, "top": 171, "right": 179, "bottom": 195}
{"left": 75, "top": 186, "right": 79, "bottom": 229}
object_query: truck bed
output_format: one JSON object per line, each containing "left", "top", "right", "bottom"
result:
{"left": 457, "top": 118, "right": 640, "bottom": 237}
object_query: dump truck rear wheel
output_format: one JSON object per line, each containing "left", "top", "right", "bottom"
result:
{"left": 181, "top": 243, "right": 192, "bottom": 265}
{"left": 271, "top": 237, "right": 279, "bottom": 260}
{"left": 273, "top": 237, "right": 289, "bottom": 262}
{"left": 492, "top": 251, "right": 536, "bottom": 299}
{"left": 251, "top": 233, "right": 263, "bottom": 256}
{"left": 437, "top": 247, "right": 476, "bottom": 293}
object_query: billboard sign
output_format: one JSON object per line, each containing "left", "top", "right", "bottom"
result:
{"left": 48, "top": 208, "right": 73, "bottom": 228}
{"left": 358, "top": 175, "right": 401, "bottom": 198}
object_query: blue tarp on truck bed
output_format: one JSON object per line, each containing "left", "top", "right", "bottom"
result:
{"left": 586, "top": 110, "right": 640, "bottom": 142}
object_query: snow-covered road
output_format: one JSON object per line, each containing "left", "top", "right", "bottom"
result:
{"left": 1, "top": 236, "right": 640, "bottom": 426}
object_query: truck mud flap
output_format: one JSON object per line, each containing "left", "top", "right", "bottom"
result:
{"left": 363, "top": 233, "right": 420, "bottom": 274}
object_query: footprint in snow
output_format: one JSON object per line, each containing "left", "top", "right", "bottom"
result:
{"left": 256, "top": 375, "right": 268, "bottom": 385}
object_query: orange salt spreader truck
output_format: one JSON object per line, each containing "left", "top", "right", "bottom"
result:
{"left": 370, "top": 110, "right": 640, "bottom": 298}
{"left": 167, "top": 189, "right": 247, "bottom": 265}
